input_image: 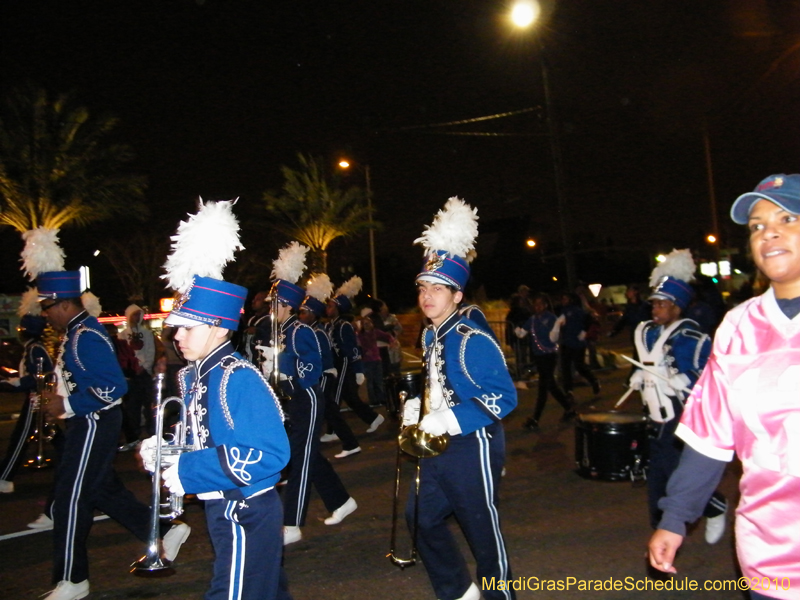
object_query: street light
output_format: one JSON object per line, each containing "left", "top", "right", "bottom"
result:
{"left": 510, "top": 1, "right": 577, "bottom": 291}
{"left": 338, "top": 160, "right": 378, "bottom": 299}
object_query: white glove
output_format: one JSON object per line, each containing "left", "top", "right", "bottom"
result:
{"left": 578, "top": 330, "right": 587, "bottom": 341}
{"left": 418, "top": 411, "right": 451, "bottom": 436}
{"left": 628, "top": 370, "right": 645, "bottom": 391}
{"left": 514, "top": 327, "right": 527, "bottom": 339}
{"left": 162, "top": 461, "right": 184, "bottom": 496}
{"left": 667, "top": 373, "right": 691, "bottom": 395}
{"left": 139, "top": 435, "right": 160, "bottom": 473}
{"left": 355, "top": 373, "right": 365, "bottom": 386}
{"left": 555, "top": 315, "right": 566, "bottom": 328}
{"left": 402, "top": 397, "right": 421, "bottom": 427}
{"left": 256, "top": 345, "right": 275, "bottom": 378}
{"left": 324, "top": 368, "right": 338, "bottom": 377}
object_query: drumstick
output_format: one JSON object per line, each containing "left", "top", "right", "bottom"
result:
{"left": 614, "top": 386, "right": 635, "bottom": 408}
{"left": 620, "top": 355, "right": 693, "bottom": 394}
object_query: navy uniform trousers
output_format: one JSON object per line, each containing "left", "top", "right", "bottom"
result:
{"left": 406, "top": 421, "right": 514, "bottom": 600}
{"left": 52, "top": 406, "right": 154, "bottom": 584}
{"left": 321, "top": 372, "right": 360, "bottom": 451}
{"left": 283, "top": 382, "right": 349, "bottom": 526}
{"left": 205, "top": 489, "right": 292, "bottom": 600}
{"left": 333, "top": 357, "right": 378, "bottom": 426}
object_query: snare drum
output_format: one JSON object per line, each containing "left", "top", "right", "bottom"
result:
{"left": 384, "top": 370, "right": 423, "bottom": 417}
{"left": 575, "top": 411, "right": 649, "bottom": 481}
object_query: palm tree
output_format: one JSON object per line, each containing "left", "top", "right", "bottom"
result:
{"left": 0, "top": 84, "right": 148, "bottom": 233}
{"left": 263, "top": 153, "right": 374, "bottom": 273}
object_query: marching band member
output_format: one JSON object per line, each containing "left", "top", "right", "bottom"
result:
{"left": 629, "top": 249, "right": 726, "bottom": 540}
{"left": 649, "top": 174, "right": 800, "bottom": 600}
{"left": 19, "top": 226, "right": 189, "bottom": 600}
{"left": 147, "top": 199, "right": 290, "bottom": 600}
{"left": 325, "top": 276, "right": 385, "bottom": 454}
{"left": 405, "top": 198, "right": 517, "bottom": 600}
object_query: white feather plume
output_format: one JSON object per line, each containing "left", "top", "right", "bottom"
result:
{"left": 20, "top": 227, "right": 66, "bottom": 281}
{"left": 414, "top": 197, "right": 479, "bottom": 258}
{"left": 161, "top": 198, "right": 244, "bottom": 294}
{"left": 305, "top": 273, "right": 333, "bottom": 302}
{"left": 17, "top": 288, "right": 41, "bottom": 317}
{"left": 271, "top": 242, "right": 309, "bottom": 284}
{"left": 335, "top": 276, "right": 362, "bottom": 299}
{"left": 650, "top": 249, "right": 696, "bottom": 288}
{"left": 81, "top": 292, "right": 103, "bottom": 317}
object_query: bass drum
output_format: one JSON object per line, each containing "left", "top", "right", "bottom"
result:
{"left": 384, "top": 370, "right": 423, "bottom": 419}
{"left": 575, "top": 411, "right": 649, "bottom": 481}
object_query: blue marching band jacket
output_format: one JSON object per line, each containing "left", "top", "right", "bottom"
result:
{"left": 57, "top": 311, "right": 128, "bottom": 417}
{"left": 326, "top": 317, "right": 363, "bottom": 375}
{"left": 277, "top": 314, "right": 322, "bottom": 390}
{"left": 422, "top": 310, "right": 517, "bottom": 435}
{"left": 177, "top": 341, "right": 290, "bottom": 501}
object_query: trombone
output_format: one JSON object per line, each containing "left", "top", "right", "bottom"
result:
{"left": 268, "top": 288, "right": 292, "bottom": 407}
{"left": 27, "top": 357, "right": 56, "bottom": 469}
{"left": 388, "top": 379, "right": 449, "bottom": 569}
{"left": 131, "top": 373, "right": 191, "bottom": 576}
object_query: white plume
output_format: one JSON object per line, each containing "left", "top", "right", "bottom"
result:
{"left": 20, "top": 228, "right": 65, "bottom": 281}
{"left": 17, "top": 288, "right": 41, "bottom": 317}
{"left": 81, "top": 292, "right": 103, "bottom": 317}
{"left": 270, "top": 241, "right": 309, "bottom": 284}
{"left": 305, "top": 273, "right": 333, "bottom": 302}
{"left": 162, "top": 198, "right": 244, "bottom": 294}
{"left": 650, "top": 249, "right": 696, "bottom": 288}
{"left": 414, "top": 197, "right": 479, "bottom": 258}
{"left": 335, "top": 275, "right": 362, "bottom": 299}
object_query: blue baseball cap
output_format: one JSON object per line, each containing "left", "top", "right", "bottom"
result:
{"left": 730, "top": 174, "right": 800, "bottom": 224}
{"left": 165, "top": 275, "right": 246, "bottom": 330}
{"left": 37, "top": 271, "right": 83, "bottom": 300}
{"left": 416, "top": 250, "right": 471, "bottom": 291}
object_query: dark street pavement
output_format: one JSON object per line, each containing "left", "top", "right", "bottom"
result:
{"left": 0, "top": 337, "right": 746, "bottom": 599}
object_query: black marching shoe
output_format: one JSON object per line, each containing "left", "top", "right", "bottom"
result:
{"left": 523, "top": 417, "right": 540, "bottom": 431}
{"left": 560, "top": 409, "right": 577, "bottom": 423}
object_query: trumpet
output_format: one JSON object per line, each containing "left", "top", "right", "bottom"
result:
{"left": 131, "top": 373, "right": 191, "bottom": 576}
{"left": 27, "top": 357, "right": 56, "bottom": 469}
{"left": 388, "top": 379, "right": 449, "bottom": 569}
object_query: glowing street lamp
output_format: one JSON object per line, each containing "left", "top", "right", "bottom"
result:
{"left": 526, "top": 238, "right": 537, "bottom": 248}
{"left": 338, "top": 159, "right": 378, "bottom": 298}
{"left": 509, "top": 1, "right": 577, "bottom": 291}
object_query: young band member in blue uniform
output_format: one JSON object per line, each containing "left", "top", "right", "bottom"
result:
{"left": 325, "top": 276, "right": 385, "bottom": 453}
{"left": 404, "top": 198, "right": 517, "bottom": 600}
{"left": 630, "top": 250, "right": 726, "bottom": 542}
{"left": 300, "top": 275, "right": 361, "bottom": 457}
{"left": 150, "top": 199, "right": 291, "bottom": 600}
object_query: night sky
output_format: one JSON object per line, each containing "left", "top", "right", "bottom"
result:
{"left": 3, "top": 0, "right": 800, "bottom": 310}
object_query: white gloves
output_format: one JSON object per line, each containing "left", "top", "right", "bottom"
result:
{"left": 578, "top": 330, "right": 587, "bottom": 341}
{"left": 555, "top": 315, "right": 566, "bottom": 328}
{"left": 139, "top": 435, "right": 159, "bottom": 472}
{"left": 139, "top": 435, "right": 182, "bottom": 473}
{"left": 255, "top": 345, "right": 275, "bottom": 378}
{"left": 355, "top": 373, "right": 365, "bottom": 386}
{"left": 418, "top": 410, "right": 458, "bottom": 436}
{"left": 514, "top": 327, "right": 527, "bottom": 339}
{"left": 628, "top": 370, "right": 645, "bottom": 391}
{"left": 402, "top": 397, "right": 421, "bottom": 427}
{"left": 162, "top": 460, "right": 184, "bottom": 496}
{"left": 667, "top": 373, "right": 692, "bottom": 395}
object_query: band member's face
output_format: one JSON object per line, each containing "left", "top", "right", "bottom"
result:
{"left": 749, "top": 199, "right": 800, "bottom": 299}
{"left": 298, "top": 308, "right": 315, "bottom": 325}
{"left": 173, "top": 324, "right": 227, "bottom": 361}
{"left": 325, "top": 301, "right": 338, "bottom": 318}
{"left": 417, "top": 281, "right": 463, "bottom": 327}
{"left": 40, "top": 300, "right": 68, "bottom": 331}
{"left": 533, "top": 298, "right": 547, "bottom": 314}
{"left": 650, "top": 299, "right": 681, "bottom": 327}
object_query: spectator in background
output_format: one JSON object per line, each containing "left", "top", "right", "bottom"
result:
{"left": 118, "top": 304, "right": 156, "bottom": 450}
{"left": 356, "top": 310, "right": 395, "bottom": 409}
{"left": 608, "top": 284, "right": 651, "bottom": 341}
{"left": 373, "top": 299, "right": 403, "bottom": 376}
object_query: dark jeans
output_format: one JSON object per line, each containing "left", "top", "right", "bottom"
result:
{"left": 531, "top": 353, "right": 573, "bottom": 421}
{"left": 560, "top": 345, "right": 599, "bottom": 393}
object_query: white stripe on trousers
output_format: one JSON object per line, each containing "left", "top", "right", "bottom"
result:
{"left": 225, "top": 501, "right": 246, "bottom": 600}
{"left": 476, "top": 429, "right": 512, "bottom": 600}
{"left": 63, "top": 415, "right": 97, "bottom": 581}
{"left": 0, "top": 399, "right": 35, "bottom": 480}
{"left": 293, "top": 387, "right": 318, "bottom": 525}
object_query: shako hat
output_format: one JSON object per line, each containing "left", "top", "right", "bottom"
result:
{"left": 414, "top": 197, "right": 479, "bottom": 291}
{"left": 162, "top": 198, "right": 246, "bottom": 330}
{"left": 269, "top": 242, "right": 309, "bottom": 311}
{"left": 332, "top": 276, "right": 362, "bottom": 313}
{"left": 301, "top": 273, "right": 333, "bottom": 317}
{"left": 648, "top": 249, "right": 696, "bottom": 311}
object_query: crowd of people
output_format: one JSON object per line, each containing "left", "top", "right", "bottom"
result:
{"left": 1, "top": 174, "right": 797, "bottom": 600}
